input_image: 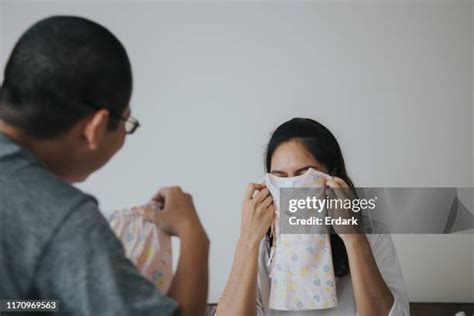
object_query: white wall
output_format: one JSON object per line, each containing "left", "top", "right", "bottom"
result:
{"left": 1, "top": 0, "right": 473, "bottom": 303}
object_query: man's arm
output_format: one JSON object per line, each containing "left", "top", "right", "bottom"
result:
{"left": 146, "top": 186, "right": 210, "bottom": 316}
{"left": 167, "top": 225, "right": 209, "bottom": 316}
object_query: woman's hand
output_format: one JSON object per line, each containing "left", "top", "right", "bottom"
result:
{"left": 324, "top": 177, "right": 363, "bottom": 244}
{"left": 217, "top": 183, "right": 274, "bottom": 316}
{"left": 325, "top": 177, "right": 394, "bottom": 315}
{"left": 240, "top": 183, "right": 275, "bottom": 246}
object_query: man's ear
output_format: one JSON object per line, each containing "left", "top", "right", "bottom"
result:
{"left": 82, "top": 109, "right": 110, "bottom": 151}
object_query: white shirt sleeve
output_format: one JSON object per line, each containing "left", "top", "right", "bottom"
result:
{"left": 257, "top": 293, "right": 266, "bottom": 316}
{"left": 367, "top": 231, "right": 410, "bottom": 316}
{"left": 256, "top": 239, "right": 271, "bottom": 316}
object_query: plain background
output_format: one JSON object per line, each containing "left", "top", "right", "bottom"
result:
{"left": 0, "top": 0, "right": 473, "bottom": 303}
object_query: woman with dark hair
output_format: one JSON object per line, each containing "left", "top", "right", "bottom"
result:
{"left": 217, "top": 118, "right": 409, "bottom": 315}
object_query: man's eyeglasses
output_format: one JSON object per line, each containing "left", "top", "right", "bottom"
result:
{"left": 109, "top": 112, "right": 141, "bottom": 135}
{"left": 83, "top": 102, "right": 141, "bottom": 135}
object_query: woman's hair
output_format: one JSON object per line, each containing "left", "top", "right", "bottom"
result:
{"left": 265, "top": 117, "right": 352, "bottom": 277}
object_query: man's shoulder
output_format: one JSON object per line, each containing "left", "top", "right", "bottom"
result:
{"left": 0, "top": 133, "right": 101, "bottom": 251}
{"left": 1, "top": 158, "right": 97, "bottom": 216}
{"left": 0, "top": 134, "right": 98, "bottom": 215}
{"left": 0, "top": 136, "right": 104, "bottom": 292}
{"left": 0, "top": 152, "right": 99, "bottom": 241}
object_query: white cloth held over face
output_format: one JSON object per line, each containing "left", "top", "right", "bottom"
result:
{"left": 264, "top": 168, "right": 338, "bottom": 311}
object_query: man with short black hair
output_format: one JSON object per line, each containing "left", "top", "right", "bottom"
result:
{"left": 0, "top": 16, "right": 209, "bottom": 316}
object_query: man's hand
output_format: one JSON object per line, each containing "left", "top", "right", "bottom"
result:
{"left": 143, "top": 186, "right": 209, "bottom": 316}
{"left": 144, "top": 186, "right": 205, "bottom": 238}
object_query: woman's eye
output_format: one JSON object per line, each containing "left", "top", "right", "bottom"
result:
{"left": 296, "top": 168, "right": 311, "bottom": 175}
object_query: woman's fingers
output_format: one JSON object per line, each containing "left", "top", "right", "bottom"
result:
{"left": 328, "top": 176, "right": 349, "bottom": 188}
{"left": 325, "top": 187, "right": 337, "bottom": 199}
{"left": 268, "top": 203, "right": 276, "bottom": 215}
{"left": 325, "top": 178, "right": 341, "bottom": 188}
{"left": 255, "top": 188, "right": 271, "bottom": 203}
{"left": 244, "top": 183, "right": 266, "bottom": 200}
{"left": 326, "top": 177, "right": 356, "bottom": 201}
{"left": 261, "top": 194, "right": 273, "bottom": 209}
{"left": 325, "top": 177, "right": 350, "bottom": 199}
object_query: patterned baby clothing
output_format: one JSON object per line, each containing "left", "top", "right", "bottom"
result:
{"left": 264, "top": 168, "right": 338, "bottom": 311}
{"left": 108, "top": 202, "right": 173, "bottom": 293}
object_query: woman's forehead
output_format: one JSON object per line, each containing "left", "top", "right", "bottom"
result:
{"left": 271, "top": 141, "right": 317, "bottom": 166}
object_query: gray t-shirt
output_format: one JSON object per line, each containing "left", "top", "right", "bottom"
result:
{"left": 0, "top": 133, "right": 178, "bottom": 315}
